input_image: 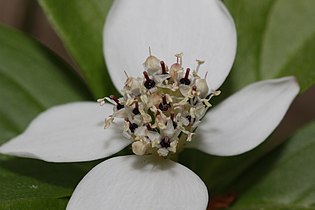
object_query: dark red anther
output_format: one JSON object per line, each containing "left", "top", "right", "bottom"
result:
{"left": 109, "top": 95, "right": 119, "bottom": 103}
{"left": 192, "top": 85, "right": 197, "bottom": 91}
{"left": 162, "top": 95, "right": 167, "bottom": 104}
{"left": 110, "top": 95, "right": 124, "bottom": 110}
{"left": 184, "top": 68, "right": 190, "bottom": 79}
{"left": 143, "top": 71, "right": 150, "bottom": 81}
{"left": 170, "top": 112, "right": 177, "bottom": 129}
{"left": 170, "top": 112, "right": 175, "bottom": 121}
{"left": 160, "top": 137, "right": 170, "bottom": 148}
{"left": 125, "top": 118, "right": 138, "bottom": 133}
{"left": 143, "top": 71, "right": 156, "bottom": 89}
{"left": 146, "top": 124, "right": 152, "bottom": 130}
{"left": 186, "top": 115, "right": 192, "bottom": 123}
{"left": 159, "top": 95, "right": 171, "bottom": 111}
{"left": 129, "top": 123, "right": 138, "bottom": 133}
{"left": 132, "top": 102, "right": 140, "bottom": 115}
{"left": 145, "top": 123, "right": 157, "bottom": 132}
{"left": 160, "top": 61, "right": 167, "bottom": 74}
{"left": 180, "top": 68, "right": 191, "bottom": 85}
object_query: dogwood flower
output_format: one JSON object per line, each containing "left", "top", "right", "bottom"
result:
{"left": 0, "top": 0, "right": 300, "bottom": 209}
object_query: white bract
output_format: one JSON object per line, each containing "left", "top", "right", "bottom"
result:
{"left": 0, "top": 0, "right": 300, "bottom": 209}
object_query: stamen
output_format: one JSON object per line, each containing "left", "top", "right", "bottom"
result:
{"left": 124, "top": 71, "right": 129, "bottom": 78}
{"left": 175, "top": 53, "right": 183, "bottom": 66}
{"left": 109, "top": 95, "right": 124, "bottom": 110}
{"left": 97, "top": 98, "right": 106, "bottom": 106}
{"left": 143, "top": 71, "right": 156, "bottom": 89}
{"left": 180, "top": 68, "right": 191, "bottom": 85}
{"left": 196, "top": 59, "right": 205, "bottom": 73}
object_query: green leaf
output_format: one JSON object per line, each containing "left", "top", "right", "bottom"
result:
{"left": 225, "top": 0, "right": 315, "bottom": 92}
{"left": 228, "top": 121, "right": 315, "bottom": 209}
{"left": 38, "top": 0, "right": 116, "bottom": 98}
{"left": 260, "top": 0, "right": 315, "bottom": 80}
{"left": 0, "top": 157, "right": 91, "bottom": 210}
{"left": 0, "top": 25, "right": 92, "bottom": 144}
{"left": 0, "top": 25, "right": 93, "bottom": 209}
{"left": 224, "top": 0, "right": 274, "bottom": 88}
{"left": 277, "top": 33, "right": 315, "bottom": 92}
{"left": 179, "top": 145, "right": 270, "bottom": 194}
{"left": 0, "top": 198, "right": 68, "bottom": 210}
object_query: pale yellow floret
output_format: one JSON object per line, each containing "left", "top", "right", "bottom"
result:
{"left": 132, "top": 141, "right": 149, "bottom": 156}
{"left": 102, "top": 53, "right": 220, "bottom": 158}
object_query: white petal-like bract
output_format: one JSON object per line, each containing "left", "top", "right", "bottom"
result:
{"left": 104, "top": 0, "right": 236, "bottom": 92}
{"left": 190, "top": 77, "right": 300, "bottom": 156}
{"left": 0, "top": 102, "right": 130, "bottom": 162}
{"left": 67, "top": 155, "right": 208, "bottom": 210}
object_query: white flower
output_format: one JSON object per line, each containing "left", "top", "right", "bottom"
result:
{"left": 0, "top": 0, "right": 300, "bottom": 209}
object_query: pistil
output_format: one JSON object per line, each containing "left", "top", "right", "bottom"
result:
{"left": 160, "top": 61, "right": 167, "bottom": 74}
{"left": 180, "top": 68, "right": 191, "bottom": 85}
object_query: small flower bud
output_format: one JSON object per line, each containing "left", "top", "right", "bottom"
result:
{"left": 143, "top": 55, "right": 161, "bottom": 75}
{"left": 195, "top": 78, "right": 209, "bottom": 98}
{"left": 169, "top": 63, "right": 181, "bottom": 79}
{"left": 132, "top": 141, "right": 148, "bottom": 155}
{"left": 125, "top": 77, "right": 141, "bottom": 95}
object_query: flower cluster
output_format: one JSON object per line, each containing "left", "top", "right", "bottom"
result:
{"left": 0, "top": 0, "right": 300, "bottom": 209}
{"left": 98, "top": 53, "right": 220, "bottom": 157}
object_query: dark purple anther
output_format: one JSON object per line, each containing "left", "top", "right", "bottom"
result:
{"left": 129, "top": 123, "right": 138, "bottom": 133}
{"left": 110, "top": 95, "right": 124, "bottom": 110}
{"left": 159, "top": 95, "right": 171, "bottom": 111}
{"left": 132, "top": 102, "right": 140, "bottom": 115}
{"left": 160, "top": 137, "right": 170, "bottom": 148}
{"left": 170, "top": 112, "right": 177, "bottom": 128}
{"left": 143, "top": 71, "right": 156, "bottom": 89}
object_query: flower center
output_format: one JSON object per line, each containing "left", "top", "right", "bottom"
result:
{"left": 99, "top": 53, "right": 220, "bottom": 157}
